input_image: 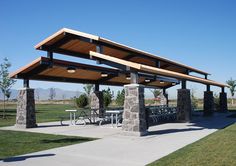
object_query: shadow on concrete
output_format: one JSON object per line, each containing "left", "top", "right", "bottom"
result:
{"left": 36, "top": 124, "right": 69, "bottom": 128}
{"left": 40, "top": 137, "right": 95, "bottom": 144}
{"left": 148, "top": 127, "right": 204, "bottom": 136}
{"left": 2, "top": 153, "right": 55, "bottom": 162}
{"left": 147, "top": 112, "right": 235, "bottom": 136}
{"left": 227, "top": 113, "right": 236, "bottom": 118}
{"left": 188, "top": 112, "right": 235, "bottom": 130}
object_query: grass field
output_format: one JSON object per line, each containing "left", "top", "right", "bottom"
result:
{"left": 0, "top": 103, "right": 89, "bottom": 127}
{"left": 0, "top": 130, "right": 96, "bottom": 160}
{"left": 148, "top": 123, "right": 236, "bottom": 166}
{"left": 0, "top": 102, "right": 236, "bottom": 127}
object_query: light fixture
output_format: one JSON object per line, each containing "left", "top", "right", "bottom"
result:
{"left": 172, "top": 82, "right": 176, "bottom": 85}
{"left": 145, "top": 79, "right": 150, "bottom": 82}
{"left": 101, "top": 72, "right": 108, "bottom": 77}
{"left": 160, "top": 80, "right": 165, "bottom": 84}
{"left": 67, "top": 66, "right": 76, "bottom": 73}
{"left": 126, "top": 75, "right": 131, "bottom": 80}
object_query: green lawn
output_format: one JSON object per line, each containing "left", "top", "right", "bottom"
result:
{"left": 0, "top": 103, "right": 89, "bottom": 127}
{"left": 0, "top": 102, "right": 235, "bottom": 127}
{"left": 148, "top": 123, "right": 236, "bottom": 166}
{"left": 0, "top": 130, "right": 96, "bottom": 160}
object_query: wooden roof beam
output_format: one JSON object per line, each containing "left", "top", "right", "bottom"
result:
{"left": 95, "top": 58, "right": 128, "bottom": 71}
{"left": 89, "top": 51, "right": 228, "bottom": 87}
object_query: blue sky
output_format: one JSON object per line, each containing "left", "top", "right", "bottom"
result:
{"left": 0, "top": 0, "right": 235, "bottom": 99}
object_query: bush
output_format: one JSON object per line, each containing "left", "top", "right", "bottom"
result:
{"left": 103, "top": 95, "right": 111, "bottom": 108}
{"left": 103, "top": 88, "right": 113, "bottom": 108}
{"left": 75, "top": 94, "right": 88, "bottom": 108}
{"left": 116, "top": 89, "right": 125, "bottom": 106}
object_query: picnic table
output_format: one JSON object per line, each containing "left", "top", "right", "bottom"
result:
{"left": 64, "top": 109, "right": 123, "bottom": 127}
{"left": 65, "top": 110, "right": 77, "bottom": 126}
{"left": 64, "top": 109, "right": 100, "bottom": 125}
{"left": 106, "top": 110, "right": 123, "bottom": 128}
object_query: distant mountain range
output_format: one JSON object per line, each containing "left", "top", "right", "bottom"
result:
{"left": 0, "top": 88, "right": 83, "bottom": 100}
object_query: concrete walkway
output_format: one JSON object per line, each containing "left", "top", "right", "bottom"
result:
{"left": 0, "top": 113, "right": 235, "bottom": 166}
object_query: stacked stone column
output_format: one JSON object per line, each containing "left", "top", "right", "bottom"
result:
{"left": 15, "top": 88, "right": 37, "bottom": 128}
{"left": 122, "top": 84, "right": 147, "bottom": 136}
{"left": 90, "top": 91, "right": 104, "bottom": 117}
{"left": 203, "top": 91, "right": 214, "bottom": 116}
{"left": 177, "top": 89, "right": 192, "bottom": 122}
{"left": 219, "top": 92, "right": 228, "bottom": 112}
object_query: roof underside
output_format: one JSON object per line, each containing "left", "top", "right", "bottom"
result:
{"left": 35, "top": 28, "right": 210, "bottom": 76}
{"left": 10, "top": 57, "right": 178, "bottom": 88}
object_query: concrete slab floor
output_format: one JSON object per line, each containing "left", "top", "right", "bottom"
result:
{"left": 0, "top": 112, "right": 235, "bottom": 166}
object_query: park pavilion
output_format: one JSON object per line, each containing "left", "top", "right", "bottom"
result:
{"left": 10, "top": 28, "right": 228, "bottom": 136}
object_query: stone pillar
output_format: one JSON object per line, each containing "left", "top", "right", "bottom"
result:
{"left": 219, "top": 92, "right": 228, "bottom": 112}
{"left": 122, "top": 84, "right": 147, "bottom": 136}
{"left": 90, "top": 91, "right": 104, "bottom": 117}
{"left": 177, "top": 89, "right": 191, "bottom": 122}
{"left": 160, "top": 93, "right": 168, "bottom": 106}
{"left": 203, "top": 91, "right": 214, "bottom": 116}
{"left": 15, "top": 88, "right": 37, "bottom": 128}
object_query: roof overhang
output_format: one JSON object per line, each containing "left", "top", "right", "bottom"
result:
{"left": 10, "top": 57, "right": 179, "bottom": 88}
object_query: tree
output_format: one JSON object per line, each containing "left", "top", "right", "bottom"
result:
{"left": 116, "top": 89, "right": 125, "bottom": 106}
{"left": 226, "top": 78, "right": 236, "bottom": 105}
{"left": 5, "top": 89, "right": 11, "bottom": 101}
{"left": 103, "top": 87, "right": 113, "bottom": 108}
{"left": 49, "top": 88, "right": 56, "bottom": 100}
{"left": 0, "top": 58, "right": 16, "bottom": 118}
{"left": 191, "top": 88, "right": 198, "bottom": 110}
{"left": 150, "top": 89, "right": 162, "bottom": 99}
{"left": 83, "top": 84, "right": 94, "bottom": 106}
{"left": 83, "top": 84, "right": 94, "bottom": 97}
{"left": 75, "top": 94, "right": 88, "bottom": 108}
{"left": 150, "top": 89, "right": 162, "bottom": 104}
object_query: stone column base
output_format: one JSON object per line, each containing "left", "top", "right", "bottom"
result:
{"left": 219, "top": 92, "right": 228, "bottom": 112}
{"left": 15, "top": 88, "right": 37, "bottom": 128}
{"left": 122, "top": 84, "right": 147, "bottom": 136}
{"left": 15, "top": 123, "right": 37, "bottom": 129}
{"left": 90, "top": 91, "right": 104, "bottom": 118}
{"left": 203, "top": 91, "right": 214, "bottom": 116}
{"left": 177, "top": 89, "right": 191, "bottom": 122}
{"left": 121, "top": 131, "right": 148, "bottom": 136}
